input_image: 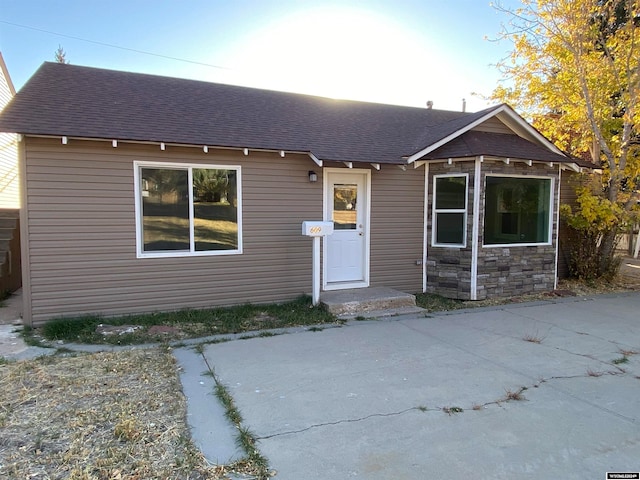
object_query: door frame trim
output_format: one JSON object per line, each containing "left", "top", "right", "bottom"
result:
{"left": 322, "top": 167, "right": 371, "bottom": 291}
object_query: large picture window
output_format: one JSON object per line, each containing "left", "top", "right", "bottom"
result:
{"left": 432, "top": 174, "right": 468, "bottom": 247}
{"left": 484, "top": 176, "right": 551, "bottom": 246}
{"left": 135, "top": 162, "right": 242, "bottom": 257}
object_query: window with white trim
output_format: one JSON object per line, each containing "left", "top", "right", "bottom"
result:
{"left": 432, "top": 174, "right": 468, "bottom": 247}
{"left": 135, "top": 162, "right": 242, "bottom": 257}
{"left": 483, "top": 176, "right": 552, "bottom": 246}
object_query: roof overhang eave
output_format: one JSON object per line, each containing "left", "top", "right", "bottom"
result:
{"left": 16, "top": 133, "right": 326, "bottom": 164}
{"left": 418, "top": 154, "right": 575, "bottom": 168}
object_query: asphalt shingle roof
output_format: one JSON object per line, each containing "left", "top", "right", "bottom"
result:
{"left": 0, "top": 62, "right": 569, "bottom": 165}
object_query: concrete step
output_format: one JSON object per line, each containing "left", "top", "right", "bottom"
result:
{"left": 321, "top": 286, "right": 417, "bottom": 316}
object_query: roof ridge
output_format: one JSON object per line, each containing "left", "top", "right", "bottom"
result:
{"left": 35, "top": 62, "right": 483, "bottom": 113}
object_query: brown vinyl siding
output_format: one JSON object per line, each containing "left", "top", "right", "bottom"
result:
{"left": 23, "top": 138, "right": 323, "bottom": 325}
{"left": 23, "top": 137, "right": 428, "bottom": 323}
{"left": 369, "top": 166, "right": 424, "bottom": 292}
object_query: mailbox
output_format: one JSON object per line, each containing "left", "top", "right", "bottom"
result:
{"left": 302, "top": 221, "right": 334, "bottom": 237}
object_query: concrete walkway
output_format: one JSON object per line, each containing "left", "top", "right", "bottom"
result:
{"left": 199, "top": 293, "right": 640, "bottom": 479}
{"left": 0, "top": 290, "right": 57, "bottom": 360}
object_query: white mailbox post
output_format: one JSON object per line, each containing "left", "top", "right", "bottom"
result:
{"left": 302, "top": 221, "right": 334, "bottom": 306}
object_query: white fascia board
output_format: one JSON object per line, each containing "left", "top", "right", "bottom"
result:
{"left": 308, "top": 152, "right": 323, "bottom": 167}
{"left": 561, "top": 162, "right": 581, "bottom": 173}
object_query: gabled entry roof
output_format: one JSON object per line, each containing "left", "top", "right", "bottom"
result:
{"left": 422, "top": 130, "right": 568, "bottom": 163}
{"left": 0, "top": 62, "right": 572, "bottom": 165}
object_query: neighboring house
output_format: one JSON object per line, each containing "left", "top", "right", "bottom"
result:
{"left": 0, "top": 52, "right": 21, "bottom": 293}
{"left": 0, "top": 52, "right": 18, "bottom": 208}
{"left": 0, "top": 63, "right": 584, "bottom": 326}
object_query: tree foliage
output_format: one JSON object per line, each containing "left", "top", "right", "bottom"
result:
{"left": 54, "top": 45, "right": 69, "bottom": 64}
{"left": 192, "top": 169, "right": 230, "bottom": 203}
{"left": 492, "top": 0, "right": 640, "bottom": 276}
{"left": 560, "top": 176, "right": 627, "bottom": 279}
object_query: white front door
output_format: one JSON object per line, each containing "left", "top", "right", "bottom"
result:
{"left": 324, "top": 169, "right": 370, "bottom": 289}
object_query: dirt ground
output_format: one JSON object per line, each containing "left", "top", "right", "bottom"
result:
{"left": 617, "top": 254, "right": 640, "bottom": 288}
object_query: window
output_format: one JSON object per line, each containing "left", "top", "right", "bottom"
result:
{"left": 135, "top": 162, "right": 242, "bottom": 257}
{"left": 432, "top": 174, "right": 468, "bottom": 247}
{"left": 484, "top": 176, "right": 552, "bottom": 246}
{"left": 332, "top": 184, "right": 358, "bottom": 230}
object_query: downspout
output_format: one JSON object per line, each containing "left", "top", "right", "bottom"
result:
{"left": 470, "top": 156, "right": 482, "bottom": 300}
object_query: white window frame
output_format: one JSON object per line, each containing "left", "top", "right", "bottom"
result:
{"left": 482, "top": 174, "right": 553, "bottom": 248}
{"left": 134, "top": 161, "right": 243, "bottom": 258}
{"left": 432, "top": 173, "right": 468, "bottom": 248}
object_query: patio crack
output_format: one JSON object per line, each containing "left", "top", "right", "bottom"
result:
{"left": 255, "top": 370, "right": 638, "bottom": 442}
{"left": 256, "top": 407, "right": 423, "bottom": 440}
{"left": 397, "top": 321, "right": 639, "bottom": 425}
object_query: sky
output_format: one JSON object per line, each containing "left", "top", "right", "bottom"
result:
{"left": 0, "top": 0, "right": 521, "bottom": 112}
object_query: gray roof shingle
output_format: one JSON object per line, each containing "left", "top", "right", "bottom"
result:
{"left": 0, "top": 62, "right": 569, "bottom": 165}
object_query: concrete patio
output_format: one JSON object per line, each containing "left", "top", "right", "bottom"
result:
{"left": 195, "top": 292, "right": 640, "bottom": 479}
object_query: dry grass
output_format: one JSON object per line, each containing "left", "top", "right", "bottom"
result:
{"left": 143, "top": 216, "right": 238, "bottom": 249}
{"left": 619, "top": 349, "right": 638, "bottom": 357}
{"left": 0, "top": 349, "right": 243, "bottom": 479}
{"left": 503, "top": 387, "right": 527, "bottom": 402}
{"left": 522, "top": 332, "right": 546, "bottom": 344}
{"left": 416, "top": 269, "right": 639, "bottom": 313}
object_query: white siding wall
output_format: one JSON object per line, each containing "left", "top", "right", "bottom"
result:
{"left": 0, "top": 56, "right": 18, "bottom": 209}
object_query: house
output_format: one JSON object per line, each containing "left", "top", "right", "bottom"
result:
{"left": 0, "top": 62, "right": 583, "bottom": 326}
{"left": 0, "top": 52, "right": 21, "bottom": 293}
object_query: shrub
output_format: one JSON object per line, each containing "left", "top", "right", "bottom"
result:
{"left": 560, "top": 183, "right": 630, "bottom": 281}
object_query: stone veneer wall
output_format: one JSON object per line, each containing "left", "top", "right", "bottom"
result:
{"left": 425, "top": 162, "right": 476, "bottom": 300}
{"left": 426, "top": 159, "right": 560, "bottom": 300}
{"left": 476, "top": 161, "right": 560, "bottom": 299}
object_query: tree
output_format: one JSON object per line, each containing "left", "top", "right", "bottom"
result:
{"left": 492, "top": 0, "right": 640, "bottom": 276}
{"left": 54, "top": 45, "right": 69, "bottom": 64}
{"left": 192, "top": 169, "right": 229, "bottom": 203}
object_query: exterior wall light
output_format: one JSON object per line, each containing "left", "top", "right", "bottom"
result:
{"left": 308, "top": 170, "right": 318, "bottom": 183}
